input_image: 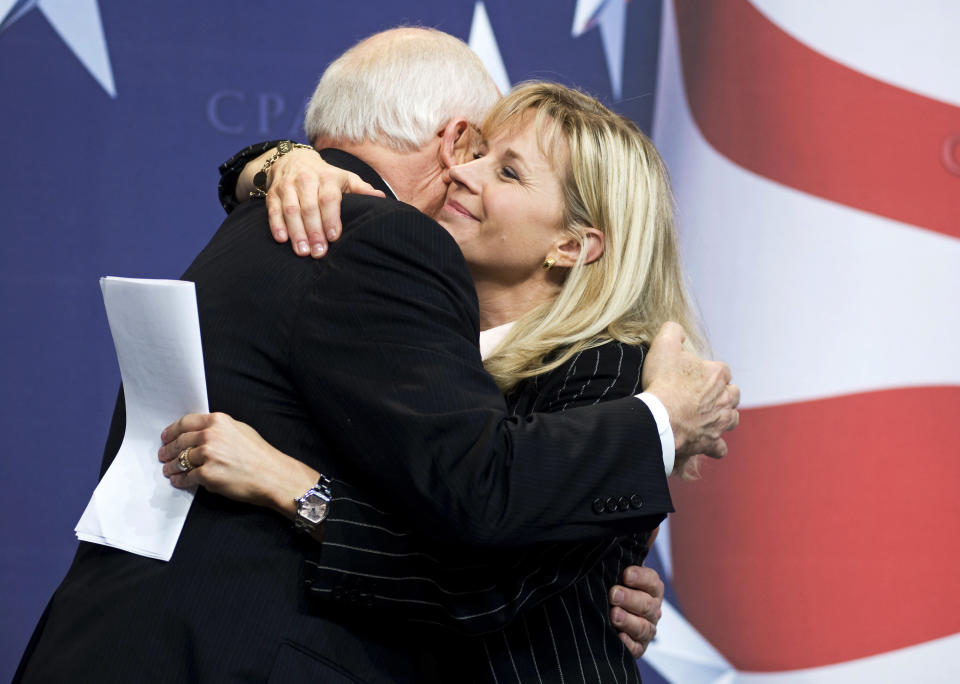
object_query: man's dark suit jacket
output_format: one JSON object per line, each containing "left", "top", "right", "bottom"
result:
{"left": 16, "top": 150, "right": 671, "bottom": 683}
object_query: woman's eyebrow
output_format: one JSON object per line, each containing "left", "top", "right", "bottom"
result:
{"left": 501, "top": 148, "right": 526, "bottom": 168}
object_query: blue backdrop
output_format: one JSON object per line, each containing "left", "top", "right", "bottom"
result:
{"left": 0, "top": 1, "right": 668, "bottom": 679}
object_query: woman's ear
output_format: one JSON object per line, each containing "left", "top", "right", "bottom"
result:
{"left": 438, "top": 117, "right": 474, "bottom": 170}
{"left": 554, "top": 227, "right": 605, "bottom": 267}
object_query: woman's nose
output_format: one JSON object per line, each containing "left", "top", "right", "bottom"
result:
{"left": 448, "top": 159, "right": 481, "bottom": 194}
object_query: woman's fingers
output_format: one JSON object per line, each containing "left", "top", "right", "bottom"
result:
{"left": 160, "top": 413, "right": 215, "bottom": 445}
{"left": 160, "top": 443, "right": 206, "bottom": 478}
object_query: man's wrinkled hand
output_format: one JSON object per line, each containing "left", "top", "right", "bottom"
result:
{"left": 642, "top": 322, "right": 740, "bottom": 468}
{"left": 609, "top": 564, "right": 664, "bottom": 658}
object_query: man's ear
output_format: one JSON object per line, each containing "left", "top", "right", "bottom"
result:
{"left": 438, "top": 117, "right": 474, "bottom": 170}
{"left": 554, "top": 227, "right": 605, "bottom": 267}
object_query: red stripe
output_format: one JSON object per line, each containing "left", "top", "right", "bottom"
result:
{"left": 668, "top": 386, "right": 960, "bottom": 670}
{"left": 673, "top": 0, "right": 960, "bottom": 239}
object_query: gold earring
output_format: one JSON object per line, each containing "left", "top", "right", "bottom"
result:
{"left": 542, "top": 257, "right": 556, "bottom": 270}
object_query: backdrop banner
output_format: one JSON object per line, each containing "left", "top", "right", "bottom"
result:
{"left": 1, "top": 2, "right": 956, "bottom": 681}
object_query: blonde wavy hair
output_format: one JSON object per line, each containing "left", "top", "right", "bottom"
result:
{"left": 482, "top": 82, "right": 706, "bottom": 394}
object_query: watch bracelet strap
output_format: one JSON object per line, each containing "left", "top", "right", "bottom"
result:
{"left": 249, "top": 142, "right": 315, "bottom": 199}
{"left": 293, "top": 474, "right": 333, "bottom": 536}
{"left": 217, "top": 139, "right": 287, "bottom": 214}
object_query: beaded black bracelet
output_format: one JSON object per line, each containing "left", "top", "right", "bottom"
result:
{"left": 216, "top": 139, "right": 287, "bottom": 214}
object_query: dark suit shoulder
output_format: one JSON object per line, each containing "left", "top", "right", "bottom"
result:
{"left": 337, "top": 194, "right": 462, "bottom": 261}
{"left": 510, "top": 340, "right": 647, "bottom": 414}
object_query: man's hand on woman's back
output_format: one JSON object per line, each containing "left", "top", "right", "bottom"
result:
{"left": 642, "top": 321, "right": 740, "bottom": 472}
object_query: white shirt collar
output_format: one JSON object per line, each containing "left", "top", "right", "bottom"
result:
{"left": 479, "top": 321, "right": 516, "bottom": 360}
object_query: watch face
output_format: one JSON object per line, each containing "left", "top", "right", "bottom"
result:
{"left": 301, "top": 495, "right": 328, "bottom": 524}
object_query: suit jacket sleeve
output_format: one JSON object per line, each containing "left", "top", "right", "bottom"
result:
{"left": 290, "top": 199, "right": 670, "bottom": 548}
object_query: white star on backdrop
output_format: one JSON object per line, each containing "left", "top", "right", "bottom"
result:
{"left": 469, "top": 0, "right": 630, "bottom": 101}
{"left": 468, "top": 1, "right": 510, "bottom": 95}
{"left": 572, "top": 0, "right": 628, "bottom": 100}
{"left": 0, "top": 0, "right": 116, "bottom": 97}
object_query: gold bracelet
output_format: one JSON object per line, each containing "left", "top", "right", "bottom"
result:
{"left": 249, "top": 141, "right": 314, "bottom": 198}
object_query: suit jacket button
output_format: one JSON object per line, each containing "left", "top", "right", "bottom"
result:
{"left": 617, "top": 496, "right": 630, "bottom": 512}
{"left": 629, "top": 493, "right": 644, "bottom": 509}
{"left": 591, "top": 498, "right": 605, "bottom": 515}
{"left": 605, "top": 497, "right": 619, "bottom": 513}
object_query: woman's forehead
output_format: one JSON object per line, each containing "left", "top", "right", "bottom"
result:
{"left": 482, "top": 109, "right": 569, "bottom": 168}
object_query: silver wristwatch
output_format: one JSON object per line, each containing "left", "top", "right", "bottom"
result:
{"left": 293, "top": 475, "right": 332, "bottom": 541}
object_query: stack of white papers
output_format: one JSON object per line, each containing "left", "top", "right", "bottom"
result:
{"left": 75, "top": 277, "right": 208, "bottom": 561}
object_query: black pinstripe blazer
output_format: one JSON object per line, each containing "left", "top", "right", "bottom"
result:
{"left": 15, "top": 151, "right": 670, "bottom": 683}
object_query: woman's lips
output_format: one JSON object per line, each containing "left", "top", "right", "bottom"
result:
{"left": 445, "top": 198, "right": 477, "bottom": 220}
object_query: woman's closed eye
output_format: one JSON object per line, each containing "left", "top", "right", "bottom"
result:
{"left": 499, "top": 166, "right": 521, "bottom": 181}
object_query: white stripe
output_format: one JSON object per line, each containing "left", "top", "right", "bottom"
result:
{"left": 558, "top": 594, "right": 587, "bottom": 682}
{"left": 312, "top": 541, "right": 598, "bottom": 621}
{"left": 562, "top": 348, "right": 601, "bottom": 410}
{"left": 502, "top": 629, "right": 522, "bottom": 683}
{"left": 545, "top": 603, "right": 566, "bottom": 684}
{"left": 574, "top": 581, "right": 603, "bottom": 683}
{"left": 483, "top": 638, "right": 501, "bottom": 684}
{"left": 593, "top": 342, "right": 626, "bottom": 405}
{"left": 749, "top": 0, "right": 960, "bottom": 106}
{"left": 590, "top": 557, "right": 618, "bottom": 680}
{"left": 322, "top": 541, "right": 440, "bottom": 562}
{"left": 629, "top": 361, "right": 642, "bottom": 395}
{"left": 522, "top": 613, "right": 546, "bottom": 684}
{"left": 326, "top": 518, "right": 409, "bottom": 536}
{"left": 652, "top": 0, "right": 960, "bottom": 409}
{"left": 331, "top": 496, "right": 394, "bottom": 516}
{"left": 556, "top": 350, "right": 585, "bottom": 404}
{"left": 615, "top": 544, "right": 630, "bottom": 682}
{"left": 645, "top": 598, "right": 960, "bottom": 683}
{"left": 306, "top": 564, "right": 498, "bottom": 595}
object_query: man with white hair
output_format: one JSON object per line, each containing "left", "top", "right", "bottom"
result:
{"left": 15, "top": 28, "right": 735, "bottom": 682}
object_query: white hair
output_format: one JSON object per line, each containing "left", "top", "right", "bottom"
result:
{"left": 304, "top": 27, "right": 500, "bottom": 152}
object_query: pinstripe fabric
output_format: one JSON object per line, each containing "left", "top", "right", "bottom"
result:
{"left": 16, "top": 151, "right": 669, "bottom": 682}
{"left": 308, "top": 342, "right": 659, "bottom": 683}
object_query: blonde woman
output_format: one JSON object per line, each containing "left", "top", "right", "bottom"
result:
{"left": 159, "top": 82, "right": 723, "bottom": 682}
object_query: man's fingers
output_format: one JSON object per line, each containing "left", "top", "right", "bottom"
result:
{"left": 718, "top": 361, "right": 732, "bottom": 385}
{"left": 727, "top": 408, "right": 740, "bottom": 432}
{"left": 653, "top": 320, "right": 686, "bottom": 350}
{"left": 728, "top": 383, "right": 741, "bottom": 409}
{"left": 620, "top": 565, "right": 664, "bottom": 601}
{"left": 618, "top": 630, "right": 649, "bottom": 659}
{"left": 701, "top": 436, "right": 729, "bottom": 459}
{"left": 611, "top": 606, "right": 657, "bottom": 657}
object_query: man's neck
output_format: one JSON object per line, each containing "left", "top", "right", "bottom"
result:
{"left": 317, "top": 139, "right": 444, "bottom": 215}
